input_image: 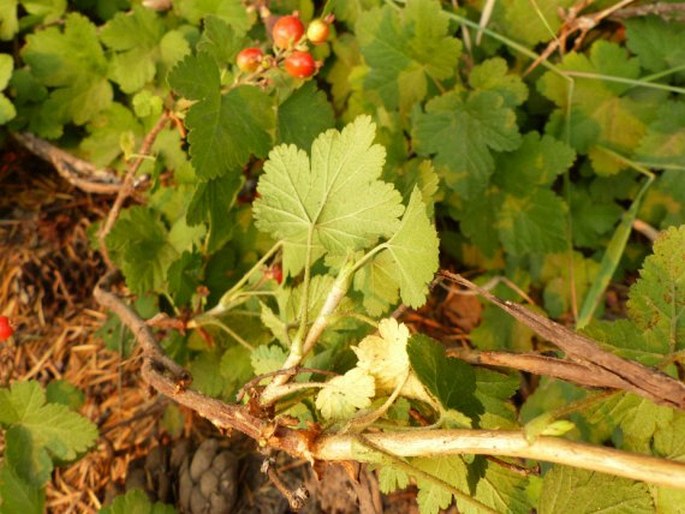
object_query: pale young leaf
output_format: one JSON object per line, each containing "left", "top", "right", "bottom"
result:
{"left": 353, "top": 318, "right": 432, "bottom": 404}
{"left": 315, "top": 368, "right": 375, "bottom": 420}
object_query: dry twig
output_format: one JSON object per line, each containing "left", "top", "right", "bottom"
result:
{"left": 441, "top": 271, "right": 685, "bottom": 409}
{"left": 12, "top": 132, "right": 122, "bottom": 194}
{"left": 97, "top": 112, "right": 170, "bottom": 267}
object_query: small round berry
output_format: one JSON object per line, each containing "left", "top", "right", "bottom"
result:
{"left": 306, "top": 19, "right": 330, "bottom": 45}
{"left": 236, "top": 47, "right": 264, "bottom": 73}
{"left": 272, "top": 265, "right": 283, "bottom": 285}
{"left": 284, "top": 51, "right": 316, "bottom": 78}
{"left": 0, "top": 316, "right": 14, "bottom": 341}
{"left": 272, "top": 14, "right": 305, "bottom": 49}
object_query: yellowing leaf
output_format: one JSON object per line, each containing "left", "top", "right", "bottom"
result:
{"left": 353, "top": 318, "right": 432, "bottom": 404}
{"left": 315, "top": 368, "right": 375, "bottom": 420}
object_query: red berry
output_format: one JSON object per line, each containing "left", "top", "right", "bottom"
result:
{"left": 272, "top": 15, "right": 305, "bottom": 49}
{"left": 236, "top": 47, "right": 264, "bottom": 73}
{"left": 272, "top": 265, "right": 283, "bottom": 285}
{"left": 0, "top": 316, "right": 13, "bottom": 341}
{"left": 306, "top": 19, "right": 330, "bottom": 45}
{"left": 284, "top": 51, "right": 316, "bottom": 78}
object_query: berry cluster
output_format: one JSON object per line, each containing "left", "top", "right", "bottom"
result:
{"left": 236, "top": 13, "right": 332, "bottom": 80}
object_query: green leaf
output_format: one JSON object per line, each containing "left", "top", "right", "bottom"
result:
{"left": 0, "top": 0, "right": 19, "bottom": 40}
{"left": 260, "top": 304, "right": 289, "bottom": 346}
{"left": 625, "top": 17, "right": 685, "bottom": 75}
{"left": 184, "top": 71, "right": 273, "bottom": 177}
{"left": 21, "top": 13, "right": 112, "bottom": 136}
{"left": 378, "top": 465, "right": 410, "bottom": 494}
{"left": 537, "top": 252, "right": 600, "bottom": 319}
{"left": 497, "top": 188, "right": 568, "bottom": 257}
{"left": 635, "top": 101, "right": 685, "bottom": 168}
{"left": 45, "top": 380, "right": 85, "bottom": 410}
{"left": 0, "top": 464, "right": 44, "bottom": 514}
{"left": 169, "top": 52, "right": 275, "bottom": 179}
{"left": 391, "top": 159, "right": 440, "bottom": 218}
{"left": 283, "top": 274, "right": 337, "bottom": 325}
{"left": 412, "top": 90, "right": 521, "bottom": 199}
{"left": 474, "top": 368, "right": 520, "bottom": 429}
{"left": 570, "top": 188, "right": 623, "bottom": 248}
{"left": 186, "top": 173, "right": 242, "bottom": 252}
{"left": 5, "top": 426, "right": 53, "bottom": 486}
{"left": 539, "top": 466, "right": 654, "bottom": 514}
{"left": 251, "top": 344, "right": 287, "bottom": 376}
{"left": 176, "top": 0, "right": 253, "bottom": 32}
{"left": 372, "top": 187, "right": 439, "bottom": 307}
{"left": 491, "top": 0, "right": 576, "bottom": 47}
{"left": 407, "top": 335, "right": 483, "bottom": 424}
{"left": 0, "top": 381, "right": 97, "bottom": 464}
{"left": 315, "top": 368, "right": 375, "bottom": 420}
{"left": 100, "top": 5, "right": 171, "bottom": 93}
{"left": 219, "top": 345, "right": 253, "bottom": 393}
{"left": 189, "top": 351, "right": 227, "bottom": 398}
{"left": 461, "top": 460, "right": 531, "bottom": 514}
{"left": 167, "top": 51, "right": 218, "bottom": 101}
{"left": 470, "top": 302, "right": 535, "bottom": 352}
{"left": 253, "top": 116, "right": 404, "bottom": 275}
{"left": 413, "top": 455, "right": 468, "bottom": 514}
{"left": 80, "top": 103, "right": 143, "bottom": 167}
{"left": 196, "top": 15, "right": 244, "bottom": 66}
{"left": 459, "top": 188, "right": 502, "bottom": 257}
{"left": 493, "top": 132, "right": 575, "bottom": 195}
{"left": 627, "top": 225, "right": 685, "bottom": 353}
{"left": 654, "top": 412, "right": 685, "bottom": 461}
{"left": 20, "top": 0, "right": 65, "bottom": 24}
{"left": 584, "top": 393, "right": 673, "bottom": 453}
{"left": 277, "top": 82, "right": 335, "bottom": 150}
{"left": 0, "top": 53, "right": 12, "bottom": 90}
{"left": 0, "top": 94, "right": 15, "bottom": 124}
{"left": 99, "top": 488, "right": 176, "bottom": 514}
{"left": 356, "top": 0, "right": 461, "bottom": 113}
{"left": 583, "top": 319, "right": 668, "bottom": 367}
{"left": 167, "top": 251, "right": 203, "bottom": 307}
{"left": 353, "top": 253, "right": 400, "bottom": 316}
{"left": 469, "top": 57, "right": 528, "bottom": 108}
{"left": 106, "top": 206, "right": 179, "bottom": 296}
{"left": 537, "top": 41, "right": 647, "bottom": 175}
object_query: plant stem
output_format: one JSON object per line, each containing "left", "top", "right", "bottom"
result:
{"left": 197, "top": 240, "right": 283, "bottom": 322}
{"left": 314, "top": 429, "right": 685, "bottom": 489}
{"left": 260, "top": 259, "right": 356, "bottom": 405}
{"left": 291, "top": 227, "right": 316, "bottom": 358}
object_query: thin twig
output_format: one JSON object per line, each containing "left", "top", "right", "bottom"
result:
{"left": 11, "top": 132, "right": 122, "bottom": 194}
{"left": 446, "top": 347, "right": 628, "bottom": 390}
{"left": 97, "top": 112, "right": 170, "bottom": 267}
{"left": 609, "top": 2, "right": 685, "bottom": 20}
{"left": 441, "top": 271, "right": 685, "bottom": 409}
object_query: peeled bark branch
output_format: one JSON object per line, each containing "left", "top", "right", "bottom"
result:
{"left": 315, "top": 430, "right": 685, "bottom": 489}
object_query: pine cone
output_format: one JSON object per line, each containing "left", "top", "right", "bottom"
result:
{"left": 178, "top": 438, "right": 239, "bottom": 513}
